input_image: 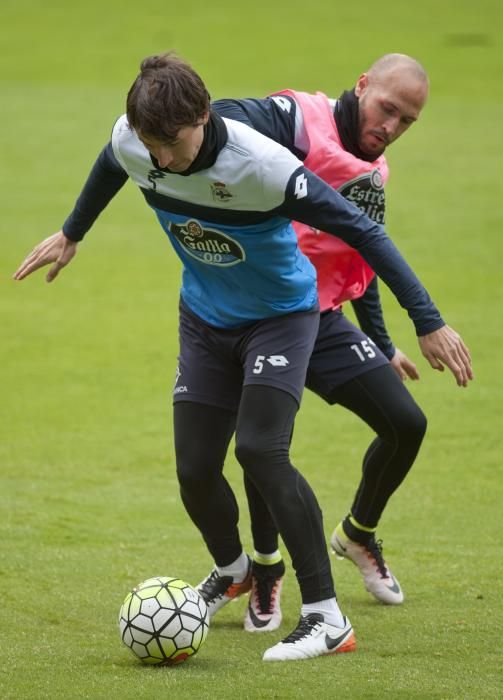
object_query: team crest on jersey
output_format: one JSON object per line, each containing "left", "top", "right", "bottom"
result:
{"left": 339, "top": 168, "right": 386, "bottom": 224}
{"left": 370, "top": 168, "right": 383, "bottom": 190}
{"left": 210, "top": 181, "right": 233, "bottom": 202}
{"left": 170, "top": 219, "right": 245, "bottom": 266}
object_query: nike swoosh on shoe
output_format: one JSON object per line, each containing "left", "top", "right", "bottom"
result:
{"left": 247, "top": 603, "right": 271, "bottom": 629}
{"left": 325, "top": 627, "right": 353, "bottom": 651}
{"left": 333, "top": 535, "right": 347, "bottom": 553}
{"left": 384, "top": 575, "right": 401, "bottom": 594}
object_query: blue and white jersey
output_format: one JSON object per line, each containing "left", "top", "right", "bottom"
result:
{"left": 64, "top": 110, "right": 443, "bottom": 335}
{"left": 111, "top": 114, "right": 318, "bottom": 327}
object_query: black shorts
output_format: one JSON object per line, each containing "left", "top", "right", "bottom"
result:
{"left": 174, "top": 300, "right": 320, "bottom": 411}
{"left": 306, "top": 309, "right": 389, "bottom": 403}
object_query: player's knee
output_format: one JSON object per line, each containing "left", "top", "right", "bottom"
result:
{"left": 234, "top": 435, "right": 263, "bottom": 471}
{"left": 176, "top": 455, "right": 214, "bottom": 492}
{"left": 393, "top": 401, "right": 427, "bottom": 448}
{"left": 176, "top": 465, "right": 198, "bottom": 493}
{"left": 234, "top": 432, "right": 288, "bottom": 474}
{"left": 406, "top": 402, "right": 427, "bottom": 439}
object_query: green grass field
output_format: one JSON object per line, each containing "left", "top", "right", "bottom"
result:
{"left": 1, "top": 1, "right": 502, "bottom": 697}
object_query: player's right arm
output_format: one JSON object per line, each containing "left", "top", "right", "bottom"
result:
{"left": 13, "top": 230, "right": 78, "bottom": 282}
{"left": 351, "top": 278, "right": 396, "bottom": 359}
{"left": 13, "top": 143, "right": 128, "bottom": 281}
{"left": 351, "top": 279, "right": 420, "bottom": 381}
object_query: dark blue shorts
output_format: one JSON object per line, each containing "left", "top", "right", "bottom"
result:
{"left": 174, "top": 300, "right": 320, "bottom": 411}
{"left": 306, "top": 309, "right": 389, "bottom": 403}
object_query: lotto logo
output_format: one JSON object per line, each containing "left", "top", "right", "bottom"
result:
{"left": 252, "top": 355, "right": 289, "bottom": 374}
{"left": 271, "top": 96, "right": 292, "bottom": 113}
{"left": 266, "top": 355, "right": 289, "bottom": 367}
{"left": 294, "top": 173, "right": 308, "bottom": 199}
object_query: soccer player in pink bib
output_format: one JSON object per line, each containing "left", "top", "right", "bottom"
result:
{"left": 206, "top": 55, "right": 472, "bottom": 645}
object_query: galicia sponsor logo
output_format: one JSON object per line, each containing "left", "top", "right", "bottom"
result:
{"left": 339, "top": 168, "right": 386, "bottom": 224}
{"left": 170, "top": 219, "right": 245, "bottom": 266}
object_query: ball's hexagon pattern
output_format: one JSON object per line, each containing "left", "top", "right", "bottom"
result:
{"left": 179, "top": 613, "right": 201, "bottom": 633}
{"left": 151, "top": 606, "right": 175, "bottom": 632}
{"left": 129, "top": 625, "right": 153, "bottom": 646}
{"left": 191, "top": 624, "right": 206, "bottom": 650}
{"left": 158, "top": 615, "right": 182, "bottom": 639}
{"left": 180, "top": 600, "right": 202, "bottom": 618}
{"left": 173, "top": 628, "right": 193, "bottom": 650}
{"left": 128, "top": 595, "right": 141, "bottom": 619}
{"left": 132, "top": 614, "right": 154, "bottom": 633}
{"left": 158, "top": 635, "right": 177, "bottom": 659}
{"left": 140, "top": 597, "right": 161, "bottom": 617}
{"left": 167, "top": 586, "right": 187, "bottom": 608}
{"left": 155, "top": 587, "right": 174, "bottom": 608}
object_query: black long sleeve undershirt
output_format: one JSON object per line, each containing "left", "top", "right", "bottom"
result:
{"left": 63, "top": 144, "right": 128, "bottom": 241}
{"left": 351, "top": 277, "right": 395, "bottom": 359}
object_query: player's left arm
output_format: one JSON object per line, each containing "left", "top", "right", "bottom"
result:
{"left": 277, "top": 166, "right": 473, "bottom": 386}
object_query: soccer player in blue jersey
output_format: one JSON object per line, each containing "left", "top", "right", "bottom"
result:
{"left": 14, "top": 52, "right": 472, "bottom": 661}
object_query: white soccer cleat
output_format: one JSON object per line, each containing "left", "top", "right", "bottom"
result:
{"left": 330, "top": 524, "right": 404, "bottom": 605}
{"left": 197, "top": 558, "right": 252, "bottom": 618}
{"left": 244, "top": 560, "right": 285, "bottom": 633}
{"left": 262, "top": 613, "right": 355, "bottom": 661}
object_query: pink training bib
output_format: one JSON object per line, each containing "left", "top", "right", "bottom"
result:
{"left": 274, "top": 90, "right": 389, "bottom": 311}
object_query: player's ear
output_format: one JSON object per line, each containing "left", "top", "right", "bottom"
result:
{"left": 355, "top": 74, "right": 368, "bottom": 97}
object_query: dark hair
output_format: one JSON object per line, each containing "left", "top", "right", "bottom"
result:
{"left": 126, "top": 52, "right": 210, "bottom": 141}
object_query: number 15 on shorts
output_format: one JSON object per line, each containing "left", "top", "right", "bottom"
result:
{"left": 350, "top": 338, "right": 377, "bottom": 362}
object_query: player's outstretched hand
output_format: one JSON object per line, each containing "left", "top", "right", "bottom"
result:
{"left": 418, "top": 325, "right": 473, "bottom": 387}
{"left": 13, "top": 231, "right": 78, "bottom": 282}
{"left": 390, "top": 348, "right": 420, "bottom": 381}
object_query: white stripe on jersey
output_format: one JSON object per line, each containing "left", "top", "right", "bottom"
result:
{"left": 111, "top": 115, "right": 304, "bottom": 213}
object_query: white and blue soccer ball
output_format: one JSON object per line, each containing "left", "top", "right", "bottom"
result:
{"left": 119, "top": 576, "right": 209, "bottom": 665}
